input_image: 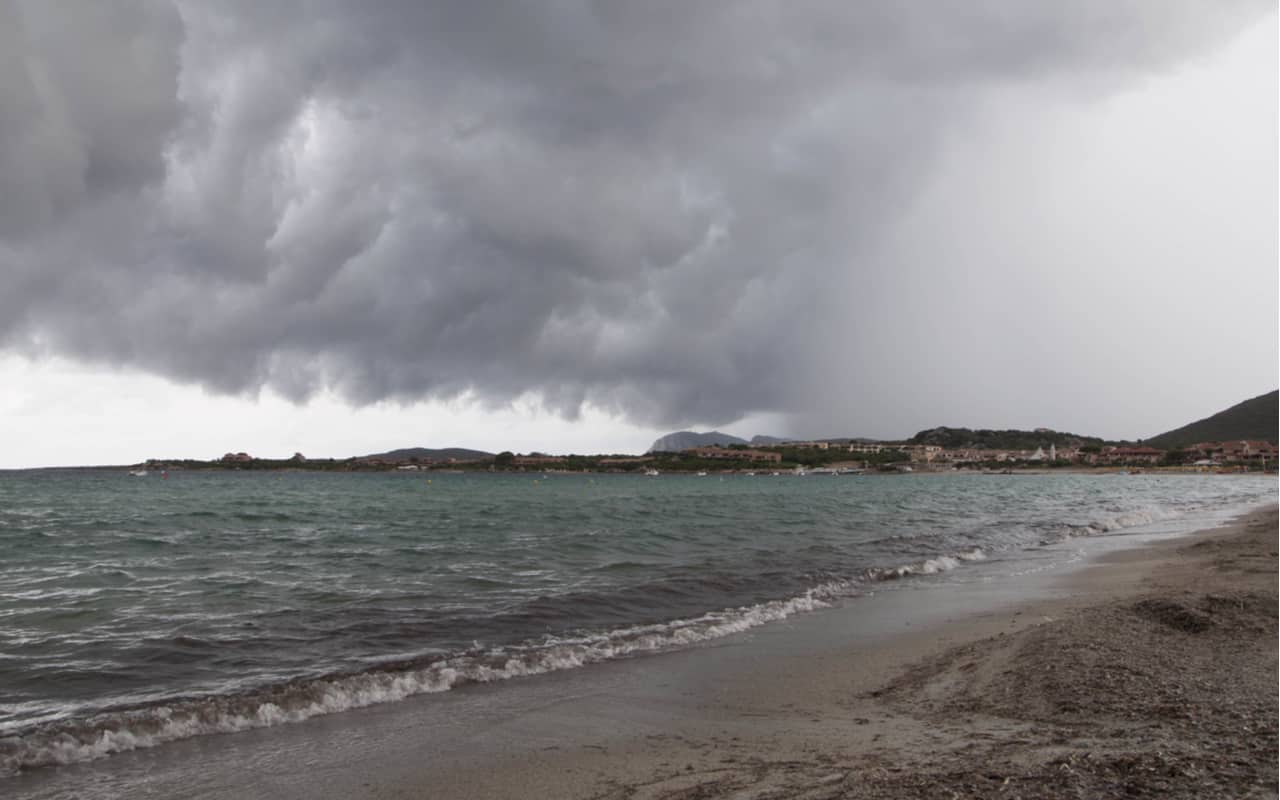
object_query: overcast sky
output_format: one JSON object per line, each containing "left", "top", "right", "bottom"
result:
{"left": 1, "top": 1, "right": 1275, "bottom": 468}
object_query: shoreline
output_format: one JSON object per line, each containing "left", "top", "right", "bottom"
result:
{"left": 408, "top": 503, "right": 1280, "bottom": 800}
{"left": 7, "top": 502, "right": 1274, "bottom": 799}
{"left": 412, "top": 504, "right": 1277, "bottom": 800}
{"left": 19, "top": 464, "right": 1273, "bottom": 475}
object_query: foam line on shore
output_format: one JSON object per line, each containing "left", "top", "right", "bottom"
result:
{"left": 0, "top": 539, "right": 992, "bottom": 776}
{"left": 0, "top": 499, "right": 1245, "bottom": 777}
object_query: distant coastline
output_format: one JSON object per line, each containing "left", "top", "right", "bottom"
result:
{"left": 122, "top": 438, "right": 1276, "bottom": 476}
{"left": 12, "top": 390, "right": 1276, "bottom": 473}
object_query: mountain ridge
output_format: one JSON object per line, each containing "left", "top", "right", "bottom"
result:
{"left": 380, "top": 390, "right": 1278, "bottom": 460}
{"left": 1144, "top": 390, "right": 1278, "bottom": 450}
{"left": 648, "top": 431, "right": 748, "bottom": 453}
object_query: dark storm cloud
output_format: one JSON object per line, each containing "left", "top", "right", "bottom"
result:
{"left": 0, "top": 1, "right": 1270, "bottom": 429}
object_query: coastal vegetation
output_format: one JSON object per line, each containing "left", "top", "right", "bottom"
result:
{"left": 1143, "top": 390, "right": 1279, "bottom": 450}
{"left": 132, "top": 391, "right": 1278, "bottom": 475}
{"left": 136, "top": 444, "right": 1269, "bottom": 475}
{"left": 909, "top": 426, "right": 1109, "bottom": 451}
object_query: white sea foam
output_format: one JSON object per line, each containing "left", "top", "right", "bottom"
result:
{"left": 0, "top": 535, "right": 1076, "bottom": 776}
{"left": 0, "top": 584, "right": 852, "bottom": 776}
{"left": 6, "top": 492, "right": 1268, "bottom": 777}
{"left": 867, "top": 547, "right": 987, "bottom": 580}
{"left": 1085, "top": 505, "right": 1180, "bottom": 533}
{"left": 1034, "top": 505, "right": 1193, "bottom": 545}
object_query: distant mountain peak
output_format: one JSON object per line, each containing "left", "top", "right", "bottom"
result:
{"left": 648, "top": 431, "right": 748, "bottom": 453}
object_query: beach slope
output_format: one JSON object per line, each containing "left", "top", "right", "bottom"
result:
{"left": 10, "top": 507, "right": 1273, "bottom": 800}
{"left": 573, "top": 506, "right": 1278, "bottom": 800}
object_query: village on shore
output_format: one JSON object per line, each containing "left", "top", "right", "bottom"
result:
{"left": 143, "top": 437, "right": 1278, "bottom": 476}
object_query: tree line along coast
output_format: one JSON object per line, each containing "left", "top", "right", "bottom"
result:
{"left": 129, "top": 391, "right": 1280, "bottom": 475}
{"left": 134, "top": 437, "right": 1277, "bottom": 476}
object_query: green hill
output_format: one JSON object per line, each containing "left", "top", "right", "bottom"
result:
{"left": 909, "top": 426, "right": 1109, "bottom": 451}
{"left": 361, "top": 447, "right": 494, "bottom": 462}
{"left": 1144, "top": 390, "right": 1279, "bottom": 450}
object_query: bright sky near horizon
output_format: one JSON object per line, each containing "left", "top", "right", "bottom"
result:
{"left": 1, "top": 2, "right": 1276, "bottom": 468}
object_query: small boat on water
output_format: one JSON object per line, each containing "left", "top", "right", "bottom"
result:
{"left": 644, "top": 468, "right": 660, "bottom": 477}
{"left": 128, "top": 469, "right": 148, "bottom": 477}
{"left": 696, "top": 471, "right": 708, "bottom": 477}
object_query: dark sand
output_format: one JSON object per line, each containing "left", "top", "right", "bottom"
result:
{"left": 6, "top": 505, "right": 1276, "bottom": 799}
{"left": 569, "top": 505, "right": 1279, "bottom": 800}
{"left": 399, "top": 505, "right": 1276, "bottom": 800}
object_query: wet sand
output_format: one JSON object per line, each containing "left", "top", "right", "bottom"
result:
{"left": 411, "top": 505, "right": 1279, "bottom": 800}
{"left": 7, "top": 505, "right": 1276, "bottom": 799}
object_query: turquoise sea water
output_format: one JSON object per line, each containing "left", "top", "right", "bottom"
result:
{"left": 0, "top": 468, "right": 1273, "bottom": 775}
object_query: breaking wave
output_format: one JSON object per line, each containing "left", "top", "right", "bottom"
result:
{"left": 865, "top": 548, "right": 987, "bottom": 580}
{"left": 0, "top": 539, "right": 1004, "bottom": 776}
{"left": 1, "top": 586, "right": 848, "bottom": 776}
{"left": 2, "top": 488, "right": 1266, "bottom": 777}
{"left": 1034, "top": 505, "right": 1185, "bottom": 545}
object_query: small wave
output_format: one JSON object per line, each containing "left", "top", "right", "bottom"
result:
{"left": 8, "top": 496, "right": 1260, "bottom": 777}
{"left": 0, "top": 583, "right": 853, "bottom": 776}
{"left": 1035, "top": 506, "right": 1184, "bottom": 545}
{"left": 1084, "top": 506, "right": 1180, "bottom": 533}
{"left": 0, "top": 540, "right": 1023, "bottom": 777}
{"left": 232, "top": 512, "right": 294, "bottom": 522}
{"left": 863, "top": 548, "right": 987, "bottom": 581}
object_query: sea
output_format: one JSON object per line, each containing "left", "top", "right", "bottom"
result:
{"left": 0, "top": 468, "right": 1274, "bottom": 778}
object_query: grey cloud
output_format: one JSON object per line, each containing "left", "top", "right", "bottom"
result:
{"left": 0, "top": 0, "right": 1272, "bottom": 434}
{"left": 0, "top": 2, "right": 182, "bottom": 240}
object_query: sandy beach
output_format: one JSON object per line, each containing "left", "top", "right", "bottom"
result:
{"left": 407, "top": 504, "right": 1279, "bottom": 800}
{"left": 405, "top": 505, "right": 1278, "bottom": 800}
{"left": 6, "top": 503, "right": 1276, "bottom": 800}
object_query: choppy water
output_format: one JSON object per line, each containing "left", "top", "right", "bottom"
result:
{"left": 0, "top": 469, "right": 1273, "bottom": 774}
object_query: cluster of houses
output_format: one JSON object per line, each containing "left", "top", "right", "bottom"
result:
{"left": 917, "top": 440, "right": 1273, "bottom": 467}
{"left": 1177, "top": 440, "right": 1277, "bottom": 466}
{"left": 747, "top": 440, "right": 1061, "bottom": 465}
{"left": 687, "top": 447, "right": 783, "bottom": 463}
{"left": 685, "top": 439, "right": 1276, "bottom": 468}
{"left": 209, "top": 439, "right": 1275, "bottom": 473}
{"left": 510, "top": 455, "right": 570, "bottom": 467}
{"left": 1073, "top": 441, "right": 1275, "bottom": 467}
